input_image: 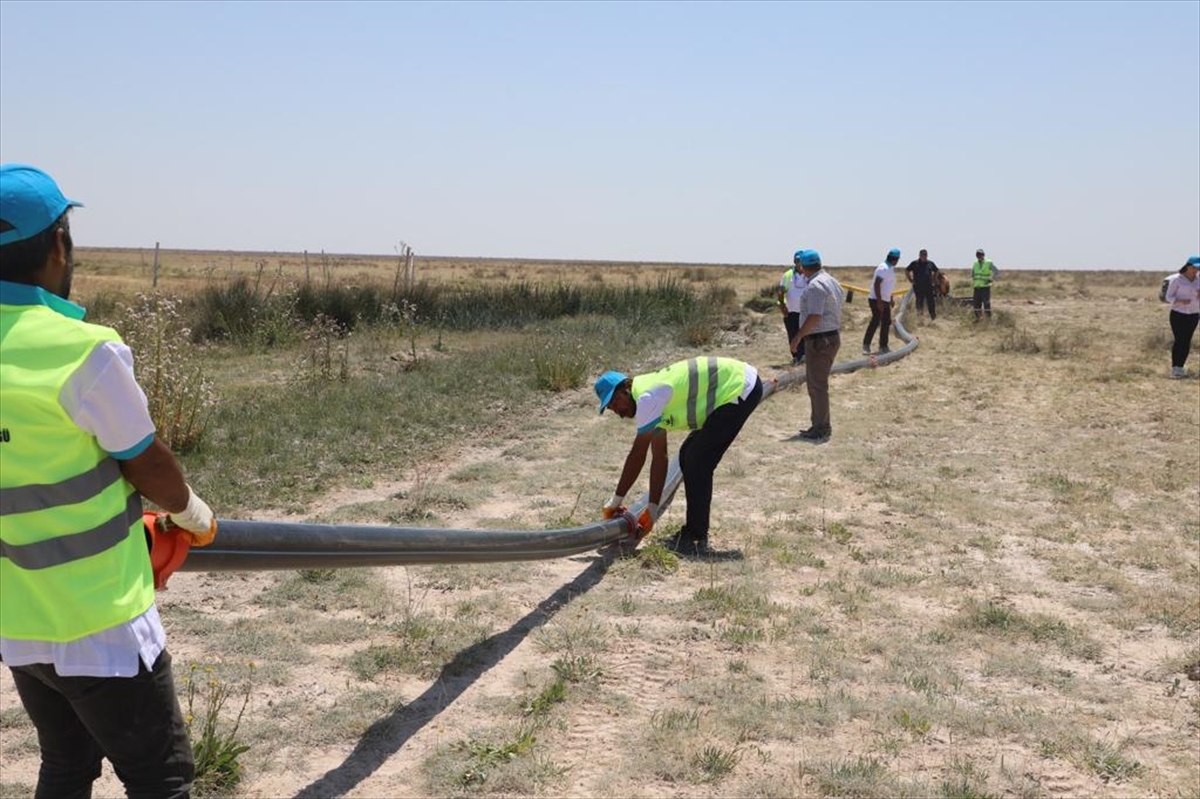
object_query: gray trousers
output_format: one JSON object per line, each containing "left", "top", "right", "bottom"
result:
{"left": 805, "top": 332, "right": 840, "bottom": 430}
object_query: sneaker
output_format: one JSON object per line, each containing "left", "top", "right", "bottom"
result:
{"left": 861, "top": 346, "right": 871, "bottom": 356}
{"left": 1172, "top": 366, "right": 1186, "bottom": 379}
{"left": 879, "top": 347, "right": 891, "bottom": 355}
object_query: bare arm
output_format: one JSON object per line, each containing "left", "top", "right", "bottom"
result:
{"left": 119, "top": 437, "right": 190, "bottom": 513}
{"left": 647, "top": 430, "right": 668, "bottom": 506}
{"left": 615, "top": 428, "right": 668, "bottom": 503}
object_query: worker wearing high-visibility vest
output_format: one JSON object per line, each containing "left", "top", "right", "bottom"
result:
{"left": 971, "top": 248, "right": 1001, "bottom": 321}
{"left": 0, "top": 164, "right": 218, "bottom": 798}
{"left": 595, "top": 356, "right": 763, "bottom": 557}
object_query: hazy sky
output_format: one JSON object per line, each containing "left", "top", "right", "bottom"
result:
{"left": 2, "top": 0, "right": 1197, "bottom": 269}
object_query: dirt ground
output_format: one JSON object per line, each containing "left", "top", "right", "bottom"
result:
{"left": 1, "top": 276, "right": 1198, "bottom": 799}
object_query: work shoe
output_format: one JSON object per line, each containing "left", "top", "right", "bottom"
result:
{"left": 796, "top": 426, "right": 831, "bottom": 443}
{"left": 1172, "top": 366, "right": 1186, "bottom": 379}
{"left": 658, "top": 527, "right": 690, "bottom": 551}
{"left": 665, "top": 538, "right": 711, "bottom": 558}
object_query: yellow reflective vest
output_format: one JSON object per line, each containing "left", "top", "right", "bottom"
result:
{"left": 972, "top": 259, "right": 996, "bottom": 288}
{"left": 632, "top": 357, "right": 748, "bottom": 432}
{"left": 0, "top": 290, "right": 152, "bottom": 642}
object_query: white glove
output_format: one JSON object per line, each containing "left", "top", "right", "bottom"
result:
{"left": 601, "top": 493, "right": 625, "bottom": 520}
{"left": 169, "top": 486, "right": 217, "bottom": 546}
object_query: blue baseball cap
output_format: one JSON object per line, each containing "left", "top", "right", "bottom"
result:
{"left": 0, "top": 164, "right": 82, "bottom": 246}
{"left": 797, "top": 249, "right": 822, "bottom": 269}
{"left": 595, "top": 370, "right": 628, "bottom": 414}
{"left": 887, "top": 248, "right": 901, "bottom": 260}
{"left": 1187, "top": 255, "right": 1200, "bottom": 268}
{"left": 793, "top": 249, "right": 805, "bottom": 262}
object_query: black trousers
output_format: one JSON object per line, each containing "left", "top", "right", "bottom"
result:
{"left": 913, "top": 286, "right": 936, "bottom": 319}
{"left": 972, "top": 286, "right": 992, "bottom": 318}
{"left": 677, "top": 377, "right": 763, "bottom": 544}
{"left": 864, "top": 298, "right": 891, "bottom": 350}
{"left": 9, "top": 650, "right": 194, "bottom": 799}
{"left": 784, "top": 312, "right": 805, "bottom": 361}
{"left": 1170, "top": 310, "right": 1199, "bottom": 368}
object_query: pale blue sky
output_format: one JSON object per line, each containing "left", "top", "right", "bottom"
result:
{"left": 2, "top": 0, "right": 1197, "bottom": 269}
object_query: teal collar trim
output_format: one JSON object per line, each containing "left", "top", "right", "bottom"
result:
{"left": 0, "top": 280, "right": 87, "bottom": 320}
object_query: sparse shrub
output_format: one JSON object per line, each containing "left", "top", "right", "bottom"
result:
{"left": 532, "top": 340, "right": 589, "bottom": 391}
{"left": 694, "top": 743, "right": 741, "bottom": 782}
{"left": 651, "top": 708, "right": 702, "bottom": 732}
{"left": 744, "top": 284, "right": 778, "bottom": 313}
{"left": 996, "top": 327, "right": 1040, "bottom": 355}
{"left": 185, "top": 663, "right": 253, "bottom": 795}
{"left": 551, "top": 654, "right": 602, "bottom": 683}
{"left": 818, "top": 756, "right": 894, "bottom": 797}
{"left": 523, "top": 679, "right": 567, "bottom": 716}
{"left": 297, "top": 313, "right": 350, "bottom": 382}
{"left": 117, "top": 293, "right": 217, "bottom": 453}
{"left": 892, "top": 708, "right": 932, "bottom": 739}
{"left": 633, "top": 542, "right": 678, "bottom": 573}
{"left": 454, "top": 727, "right": 538, "bottom": 786}
{"left": 1045, "top": 327, "right": 1086, "bottom": 359}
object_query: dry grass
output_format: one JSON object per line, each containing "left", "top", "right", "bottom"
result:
{"left": 1, "top": 254, "right": 1197, "bottom": 799}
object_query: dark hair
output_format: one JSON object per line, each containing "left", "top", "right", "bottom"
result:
{"left": 0, "top": 212, "right": 73, "bottom": 285}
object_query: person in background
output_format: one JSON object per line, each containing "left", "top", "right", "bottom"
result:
{"left": 789, "top": 249, "right": 844, "bottom": 442}
{"left": 777, "top": 250, "right": 809, "bottom": 365}
{"left": 905, "top": 248, "right": 940, "bottom": 320}
{"left": 864, "top": 247, "right": 899, "bottom": 355}
{"left": 596, "top": 356, "right": 763, "bottom": 557}
{"left": 1164, "top": 255, "right": 1200, "bottom": 378}
{"left": 971, "top": 248, "right": 1000, "bottom": 321}
{"left": 0, "top": 164, "right": 219, "bottom": 799}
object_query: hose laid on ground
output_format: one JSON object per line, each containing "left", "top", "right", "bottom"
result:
{"left": 180, "top": 290, "right": 917, "bottom": 573}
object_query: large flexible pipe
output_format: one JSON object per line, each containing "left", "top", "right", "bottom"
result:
{"left": 182, "top": 289, "right": 918, "bottom": 572}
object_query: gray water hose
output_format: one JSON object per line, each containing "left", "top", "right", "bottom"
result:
{"left": 182, "top": 290, "right": 918, "bottom": 571}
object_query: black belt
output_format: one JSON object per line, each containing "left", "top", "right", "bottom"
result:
{"left": 807, "top": 329, "right": 839, "bottom": 340}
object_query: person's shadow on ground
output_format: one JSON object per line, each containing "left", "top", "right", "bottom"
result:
{"left": 292, "top": 553, "right": 613, "bottom": 798}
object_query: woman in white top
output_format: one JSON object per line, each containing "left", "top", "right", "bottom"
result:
{"left": 1165, "top": 255, "right": 1200, "bottom": 378}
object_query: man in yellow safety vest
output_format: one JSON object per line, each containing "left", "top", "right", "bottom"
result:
{"left": 971, "top": 248, "right": 1001, "bottom": 321}
{"left": 1, "top": 164, "right": 218, "bottom": 798}
{"left": 595, "top": 356, "right": 763, "bottom": 557}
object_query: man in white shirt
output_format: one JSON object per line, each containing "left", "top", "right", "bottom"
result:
{"left": 1, "top": 164, "right": 218, "bottom": 798}
{"left": 864, "top": 248, "right": 899, "bottom": 355}
{"left": 777, "top": 250, "right": 809, "bottom": 365}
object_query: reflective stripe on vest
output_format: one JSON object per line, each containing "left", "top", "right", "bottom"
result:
{"left": 686, "top": 357, "right": 720, "bottom": 429}
{"left": 633, "top": 357, "right": 747, "bottom": 432}
{"left": 0, "top": 458, "right": 122, "bottom": 516}
{"left": 0, "top": 300, "right": 155, "bottom": 642}
{"left": 1, "top": 492, "right": 142, "bottom": 570}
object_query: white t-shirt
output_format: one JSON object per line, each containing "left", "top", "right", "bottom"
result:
{"left": 0, "top": 340, "right": 166, "bottom": 677}
{"left": 780, "top": 269, "right": 808, "bottom": 313}
{"left": 868, "top": 261, "right": 897, "bottom": 301}
{"left": 634, "top": 364, "right": 759, "bottom": 435}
